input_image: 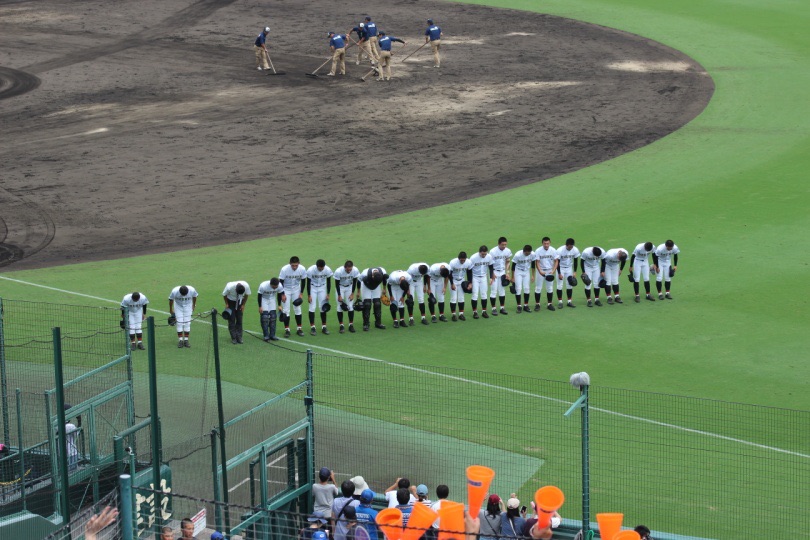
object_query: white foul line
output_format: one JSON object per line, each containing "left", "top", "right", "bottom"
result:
{"left": 1, "top": 274, "right": 807, "bottom": 459}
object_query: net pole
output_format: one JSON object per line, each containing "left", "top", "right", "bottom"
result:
{"left": 53, "top": 326, "right": 72, "bottom": 528}
{"left": 211, "top": 309, "right": 231, "bottom": 534}
{"left": 120, "top": 474, "right": 134, "bottom": 540}
{"left": 16, "top": 387, "right": 27, "bottom": 508}
{"left": 580, "top": 382, "right": 591, "bottom": 535}
{"left": 305, "top": 349, "right": 314, "bottom": 513}
{"left": 0, "top": 298, "right": 10, "bottom": 443}
{"left": 147, "top": 316, "right": 163, "bottom": 538}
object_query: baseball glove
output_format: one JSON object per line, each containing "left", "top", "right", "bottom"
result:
{"left": 567, "top": 275, "right": 578, "bottom": 287}
{"left": 580, "top": 272, "right": 591, "bottom": 286}
{"left": 598, "top": 278, "right": 607, "bottom": 289}
{"left": 669, "top": 267, "right": 676, "bottom": 278}
{"left": 340, "top": 301, "right": 350, "bottom": 312}
{"left": 500, "top": 274, "right": 510, "bottom": 287}
{"left": 405, "top": 296, "right": 414, "bottom": 309}
{"left": 509, "top": 284, "right": 516, "bottom": 294}
{"left": 321, "top": 302, "right": 331, "bottom": 313}
{"left": 460, "top": 280, "right": 471, "bottom": 292}
{"left": 428, "top": 292, "right": 437, "bottom": 306}
{"left": 221, "top": 308, "right": 233, "bottom": 321}
{"left": 293, "top": 297, "right": 303, "bottom": 307}
{"left": 380, "top": 292, "right": 391, "bottom": 306}
{"left": 627, "top": 273, "right": 635, "bottom": 283}
{"left": 168, "top": 314, "right": 177, "bottom": 326}
{"left": 119, "top": 319, "right": 126, "bottom": 329}
{"left": 354, "top": 299, "right": 364, "bottom": 311}
{"left": 545, "top": 274, "right": 555, "bottom": 282}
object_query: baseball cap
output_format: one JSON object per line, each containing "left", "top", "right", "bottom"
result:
{"left": 264, "top": 27, "right": 270, "bottom": 32}
{"left": 313, "top": 532, "right": 328, "bottom": 540}
{"left": 488, "top": 494, "right": 501, "bottom": 505}
{"left": 319, "top": 467, "right": 331, "bottom": 478}
{"left": 343, "top": 505, "right": 357, "bottom": 520}
{"left": 360, "top": 489, "right": 375, "bottom": 503}
{"left": 416, "top": 484, "right": 428, "bottom": 496}
{"left": 211, "top": 533, "right": 225, "bottom": 540}
{"left": 428, "top": 19, "right": 434, "bottom": 24}
{"left": 507, "top": 497, "right": 520, "bottom": 509}
{"left": 360, "top": 23, "right": 365, "bottom": 27}
{"left": 351, "top": 475, "right": 370, "bottom": 494}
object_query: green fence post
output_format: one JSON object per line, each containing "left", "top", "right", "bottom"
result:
{"left": 146, "top": 317, "right": 162, "bottom": 538}
{"left": 211, "top": 429, "right": 223, "bottom": 531}
{"left": 296, "top": 437, "right": 308, "bottom": 514}
{"left": 120, "top": 474, "right": 134, "bottom": 540}
{"left": 15, "top": 388, "right": 26, "bottom": 509}
{"left": 580, "top": 381, "right": 590, "bottom": 536}
{"left": 0, "top": 298, "right": 9, "bottom": 445}
{"left": 53, "top": 326, "right": 72, "bottom": 530}
{"left": 305, "top": 349, "right": 314, "bottom": 513}
{"left": 211, "top": 308, "right": 231, "bottom": 535}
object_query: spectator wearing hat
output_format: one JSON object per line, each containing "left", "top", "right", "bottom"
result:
{"left": 351, "top": 475, "right": 371, "bottom": 500}
{"left": 254, "top": 27, "right": 271, "bottom": 70}
{"left": 478, "top": 494, "right": 503, "bottom": 540}
{"left": 521, "top": 504, "right": 559, "bottom": 540}
{"left": 356, "top": 489, "right": 380, "bottom": 539}
{"left": 395, "top": 488, "right": 414, "bottom": 526}
{"left": 211, "top": 533, "right": 225, "bottom": 540}
{"left": 313, "top": 467, "right": 339, "bottom": 522}
{"left": 416, "top": 484, "right": 432, "bottom": 507}
{"left": 500, "top": 495, "right": 526, "bottom": 538}
{"left": 428, "top": 485, "right": 450, "bottom": 540}
{"left": 332, "top": 480, "right": 360, "bottom": 540}
{"left": 385, "top": 477, "right": 416, "bottom": 508}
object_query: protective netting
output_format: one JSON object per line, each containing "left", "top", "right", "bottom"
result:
{"left": 45, "top": 486, "right": 121, "bottom": 540}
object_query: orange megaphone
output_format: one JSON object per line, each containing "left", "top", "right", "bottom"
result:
{"left": 377, "top": 508, "right": 404, "bottom": 540}
{"left": 596, "top": 513, "right": 624, "bottom": 540}
{"left": 437, "top": 500, "right": 465, "bottom": 540}
{"left": 466, "top": 465, "right": 495, "bottom": 517}
{"left": 614, "top": 532, "right": 641, "bottom": 540}
{"left": 402, "top": 502, "right": 439, "bottom": 540}
{"left": 533, "top": 486, "right": 565, "bottom": 529}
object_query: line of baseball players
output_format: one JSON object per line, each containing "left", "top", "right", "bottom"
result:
{"left": 253, "top": 17, "right": 443, "bottom": 80}
{"left": 119, "top": 238, "right": 679, "bottom": 348}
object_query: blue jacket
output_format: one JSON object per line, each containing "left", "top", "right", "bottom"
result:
{"left": 330, "top": 34, "right": 347, "bottom": 49}
{"left": 378, "top": 35, "right": 404, "bottom": 51}
{"left": 426, "top": 25, "right": 442, "bottom": 41}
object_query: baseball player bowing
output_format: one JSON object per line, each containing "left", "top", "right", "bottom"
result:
{"left": 121, "top": 292, "right": 149, "bottom": 350}
{"left": 279, "top": 256, "right": 308, "bottom": 337}
{"left": 222, "top": 281, "right": 251, "bottom": 344}
{"left": 307, "top": 259, "right": 334, "bottom": 335}
{"left": 386, "top": 270, "right": 413, "bottom": 328}
{"left": 449, "top": 252, "right": 473, "bottom": 321}
{"left": 334, "top": 260, "right": 360, "bottom": 333}
{"left": 534, "top": 237, "right": 559, "bottom": 311}
{"left": 258, "top": 277, "right": 284, "bottom": 341}
{"left": 601, "top": 248, "right": 628, "bottom": 304}
{"left": 168, "top": 285, "right": 198, "bottom": 348}
{"left": 580, "top": 246, "right": 606, "bottom": 307}
{"left": 556, "top": 238, "right": 581, "bottom": 308}
{"left": 630, "top": 241, "right": 656, "bottom": 302}
{"left": 469, "top": 245, "right": 495, "bottom": 319}
{"left": 358, "top": 266, "right": 387, "bottom": 330}
{"left": 427, "top": 262, "right": 453, "bottom": 322}
{"left": 511, "top": 245, "right": 535, "bottom": 313}
{"left": 407, "top": 262, "right": 430, "bottom": 325}
{"left": 489, "top": 236, "right": 513, "bottom": 316}
{"left": 653, "top": 240, "right": 680, "bottom": 299}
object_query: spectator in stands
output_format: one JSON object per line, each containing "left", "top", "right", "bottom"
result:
{"left": 180, "top": 517, "right": 195, "bottom": 539}
{"left": 161, "top": 525, "right": 175, "bottom": 540}
{"left": 356, "top": 489, "right": 380, "bottom": 540}
{"left": 84, "top": 506, "right": 119, "bottom": 540}
{"left": 351, "top": 475, "right": 372, "bottom": 501}
{"left": 428, "top": 484, "right": 450, "bottom": 540}
{"left": 64, "top": 403, "right": 80, "bottom": 471}
{"left": 634, "top": 525, "right": 652, "bottom": 539}
{"left": 500, "top": 495, "right": 526, "bottom": 538}
{"left": 313, "top": 467, "right": 339, "bottom": 522}
{"left": 522, "top": 504, "right": 560, "bottom": 539}
{"left": 385, "top": 477, "right": 416, "bottom": 508}
{"left": 343, "top": 505, "right": 362, "bottom": 540}
{"left": 396, "top": 488, "right": 414, "bottom": 526}
{"left": 332, "top": 479, "right": 360, "bottom": 540}
{"left": 478, "top": 494, "right": 502, "bottom": 540}
{"left": 416, "top": 484, "right": 432, "bottom": 507}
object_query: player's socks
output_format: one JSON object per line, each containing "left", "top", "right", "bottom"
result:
{"left": 524, "top": 293, "right": 530, "bottom": 305}
{"left": 567, "top": 290, "right": 573, "bottom": 300}
{"left": 337, "top": 312, "right": 344, "bottom": 324}
{"left": 656, "top": 281, "right": 663, "bottom": 293}
{"left": 633, "top": 282, "right": 640, "bottom": 295}
{"left": 612, "top": 285, "right": 620, "bottom": 294}
{"left": 499, "top": 296, "right": 506, "bottom": 307}
{"left": 320, "top": 312, "right": 327, "bottom": 325}
{"left": 534, "top": 292, "right": 541, "bottom": 303}
{"left": 515, "top": 295, "right": 521, "bottom": 306}
{"left": 419, "top": 303, "right": 426, "bottom": 316}
{"left": 644, "top": 281, "right": 651, "bottom": 294}
{"left": 481, "top": 299, "right": 488, "bottom": 309}
{"left": 309, "top": 313, "right": 315, "bottom": 325}
{"left": 295, "top": 315, "right": 302, "bottom": 327}
{"left": 471, "top": 300, "right": 478, "bottom": 311}
{"left": 547, "top": 292, "right": 554, "bottom": 304}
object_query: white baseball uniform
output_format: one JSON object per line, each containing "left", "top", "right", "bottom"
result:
{"left": 387, "top": 270, "right": 413, "bottom": 307}
{"left": 511, "top": 250, "right": 535, "bottom": 294}
{"left": 469, "top": 252, "right": 494, "bottom": 300}
{"left": 603, "top": 249, "right": 627, "bottom": 286}
{"left": 428, "top": 262, "right": 451, "bottom": 301}
{"left": 121, "top": 293, "right": 149, "bottom": 333}
{"left": 334, "top": 266, "right": 360, "bottom": 311}
{"left": 168, "top": 286, "right": 198, "bottom": 332}
{"left": 556, "top": 245, "right": 581, "bottom": 290}
{"left": 580, "top": 247, "right": 605, "bottom": 290}
{"left": 632, "top": 243, "right": 653, "bottom": 282}
{"left": 449, "top": 257, "right": 472, "bottom": 303}
{"left": 489, "top": 246, "right": 513, "bottom": 298}
{"left": 654, "top": 243, "right": 680, "bottom": 282}
{"left": 534, "top": 246, "right": 559, "bottom": 293}
{"left": 359, "top": 267, "right": 387, "bottom": 300}
{"left": 407, "top": 262, "right": 429, "bottom": 304}
{"left": 279, "top": 264, "right": 307, "bottom": 316}
{"left": 307, "top": 265, "right": 334, "bottom": 313}
{"left": 258, "top": 280, "right": 283, "bottom": 311}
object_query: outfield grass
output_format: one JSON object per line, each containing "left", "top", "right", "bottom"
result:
{"left": 1, "top": 0, "right": 808, "bottom": 407}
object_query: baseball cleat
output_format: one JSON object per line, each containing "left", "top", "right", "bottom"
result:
{"left": 482, "top": 310, "right": 489, "bottom": 319}
{"left": 459, "top": 314, "right": 467, "bottom": 321}
{"left": 516, "top": 306, "right": 522, "bottom": 313}
{"left": 231, "top": 338, "right": 237, "bottom": 344}
{"left": 178, "top": 340, "right": 184, "bottom": 348}
{"left": 615, "top": 297, "right": 623, "bottom": 304}
{"left": 635, "top": 296, "right": 641, "bottom": 303}
{"left": 500, "top": 308, "right": 508, "bottom": 315}
{"left": 257, "top": 67, "right": 263, "bottom": 71}
{"left": 595, "top": 299, "right": 603, "bottom": 306}
{"left": 374, "top": 323, "right": 386, "bottom": 329}
{"left": 534, "top": 304, "right": 542, "bottom": 312}
{"left": 409, "top": 318, "right": 415, "bottom": 326}
{"left": 587, "top": 300, "right": 593, "bottom": 307}
{"left": 524, "top": 305, "right": 531, "bottom": 312}
{"left": 646, "top": 295, "right": 656, "bottom": 302}
{"left": 393, "top": 320, "right": 399, "bottom": 328}
{"left": 607, "top": 297, "right": 614, "bottom": 305}
{"left": 363, "top": 325, "right": 369, "bottom": 331}
{"left": 237, "top": 338, "right": 243, "bottom": 344}
{"left": 284, "top": 329, "right": 291, "bottom": 337}
{"left": 263, "top": 336, "right": 270, "bottom": 342}
{"left": 665, "top": 293, "right": 673, "bottom": 299}
{"left": 567, "top": 301, "right": 576, "bottom": 308}
{"left": 400, "top": 320, "right": 408, "bottom": 327}
{"left": 339, "top": 325, "right": 345, "bottom": 334}
{"left": 421, "top": 318, "right": 429, "bottom": 325}
{"left": 659, "top": 293, "right": 665, "bottom": 300}
{"left": 473, "top": 311, "right": 480, "bottom": 319}
{"left": 137, "top": 342, "right": 145, "bottom": 350}
{"left": 269, "top": 336, "right": 279, "bottom": 341}
{"left": 431, "top": 315, "right": 438, "bottom": 323}
{"left": 452, "top": 314, "right": 458, "bottom": 321}
{"left": 558, "top": 301, "right": 564, "bottom": 309}
{"left": 547, "top": 304, "right": 556, "bottom": 312}
{"left": 185, "top": 341, "right": 191, "bottom": 347}
{"left": 439, "top": 315, "right": 448, "bottom": 322}
{"left": 297, "top": 329, "right": 305, "bottom": 336}
{"left": 327, "top": 73, "right": 335, "bottom": 76}
{"left": 491, "top": 308, "right": 498, "bottom": 316}
{"left": 322, "top": 327, "right": 330, "bottom": 335}
{"left": 349, "top": 324, "right": 356, "bottom": 332}
{"left": 310, "top": 327, "right": 317, "bottom": 336}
